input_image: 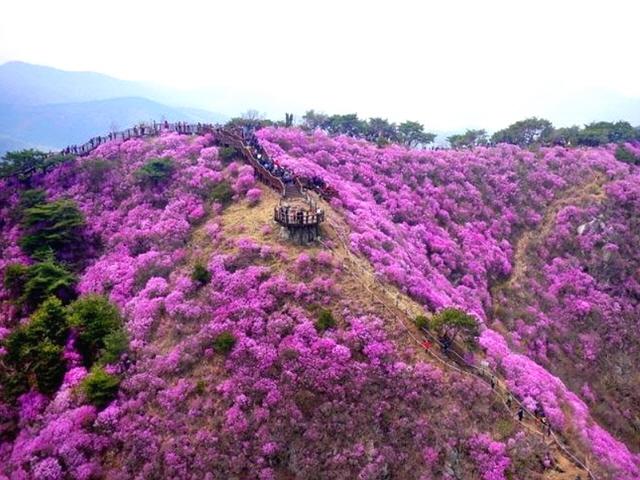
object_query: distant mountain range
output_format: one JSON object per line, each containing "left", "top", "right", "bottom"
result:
{"left": 0, "top": 97, "right": 225, "bottom": 151}
{"left": 1, "top": 61, "right": 638, "bottom": 155}
{"left": 0, "top": 61, "right": 229, "bottom": 154}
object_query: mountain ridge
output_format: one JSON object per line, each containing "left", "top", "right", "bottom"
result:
{"left": 0, "top": 97, "right": 227, "bottom": 152}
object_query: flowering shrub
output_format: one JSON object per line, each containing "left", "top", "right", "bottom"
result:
{"left": 469, "top": 433, "right": 510, "bottom": 480}
{"left": 0, "top": 129, "right": 638, "bottom": 478}
{"left": 246, "top": 187, "right": 262, "bottom": 205}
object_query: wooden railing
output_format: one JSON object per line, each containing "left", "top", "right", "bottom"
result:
{"left": 1, "top": 122, "right": 218, "bottom": 181}
{"left": 273, "top": 205, "right": 325, "bottom": 226}
{"left": 60, "top": 122, "right": 217, "bottom": 157}
{"left": 215, "top": 128, "right": 287, "bottom": 196}
{"left": 2, "top": 122, "right": 334, "bottom": 217}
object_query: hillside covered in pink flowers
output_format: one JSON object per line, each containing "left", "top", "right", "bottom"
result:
{"left": 1, "top": 128, "right": 639, "bottom": 479}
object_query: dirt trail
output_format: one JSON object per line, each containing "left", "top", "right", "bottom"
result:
{"left": 493, "top": 173, "right": 607, "bottom": 297}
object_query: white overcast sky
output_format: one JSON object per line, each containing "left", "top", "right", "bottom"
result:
{"left": 1, "top": 0, "right": 639, "bottom": 130}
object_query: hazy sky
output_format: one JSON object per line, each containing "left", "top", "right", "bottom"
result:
{"left": 1, "top": 0, "right": 639, "bottom": 130}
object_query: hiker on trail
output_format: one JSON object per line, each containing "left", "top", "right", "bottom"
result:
{"left": 441, "top": 336, "right": 452, "bottom": 353}
{"left": 506, "top": 393, "right": 513, "bottom": 408}
{"left": 312, "top": 176, "right": 325, "bottom": 188}
{"left": 479, "top": 359, "right": 490, "bottom": 377}
{"left": 544, "top": 453, "right": 554, "bottom": 469}
{"left": 121, "top": 353, "right": 133, "bottom": 373}
{"left": 517, "top": 408, "right": 524, "bottom": 422}
{"left": 490, "top": 376, "right": 496, "bottom": 390}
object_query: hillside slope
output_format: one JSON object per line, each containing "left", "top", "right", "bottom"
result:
{"left": 0, "top": 129, "right": 638, "bottom": 479}
{"left": 257, "top": 127, "right": 640, "bottom": 478}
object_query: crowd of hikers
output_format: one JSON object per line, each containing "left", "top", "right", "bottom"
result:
{"left": 238, "top": 126, "right": 297, "bottom": 185}
{"left": 221, "top": 125, "right": 325, "bottom": 228}
{"left": 237, "top": 125, "right": 338, "bottom": 200}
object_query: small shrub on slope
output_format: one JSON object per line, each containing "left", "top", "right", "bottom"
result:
{"left": 315, "top": 308, "right": 337, "bottom": 332}
{"left": 414, "top": 315, "right": 430, "bottom": 330}
{"left": 18, "top": 188, "right": 47, "bottom": 211}
{"left": 19, "top": 199, "right": 85, "bottom": 259}
{"left": 3, "top": 263, "right": 29, "bottom": 298}
{"left": 3, "top": 297, "right": 70, "bottom": 396}
{"left": 213, "top": 331, "right": 236, "bottom": 354}
{"left": 82, "top": 157, "right": 115, "bottom": 188}
{"left": 430, "top": 307, "right": 478, "bottom": 344}
{"left": 191, "top": 262, "right": 211, "bottom": 286}
{"left": 614, "top": 145, "right": 640, "bottom": 165}
{"left": 23, "top": 295, "right": 70, "bottom": 345}
{"left": 208, "top": 181, "right": 234, "bottom": 205}
{"left": 134, "top": 157, "right": 175, "bottom": 187}
{"left": 81, "top": 365, "right": 120, "bottom": 408}
{"left": 218, "top": 146, "right": 238, "bottom": 163}
{"left": 32, "top": 340, "right": 67, "bottom": 394}
{"left": 23, "top": 260, "right": 76, "bottom": 309}
{"left": 68, "top": 294, "right": 124, "bottom": 366}
{"left": 98, "top": 329, "right": 129, "bottom": 365}
{"left": 133, "top": 263, "right": 172, "bottom": 291}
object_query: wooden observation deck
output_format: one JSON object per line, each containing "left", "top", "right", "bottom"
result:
{"left": 215, "top": 127, "right": 326, "bottom": 244}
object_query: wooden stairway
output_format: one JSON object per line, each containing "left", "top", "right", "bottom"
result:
{"left": 284, "top": 182, "right": 303, "bottom": 198}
